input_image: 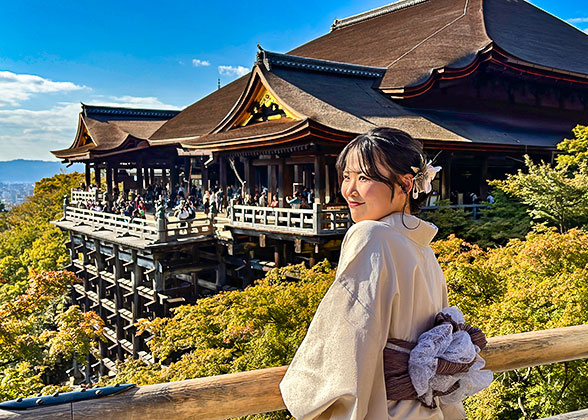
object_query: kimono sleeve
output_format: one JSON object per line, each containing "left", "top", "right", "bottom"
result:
{"left": 280, "top": 221, "right": 399, "bottom": 420}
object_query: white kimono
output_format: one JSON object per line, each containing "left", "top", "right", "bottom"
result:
{"left": 280, "top": 212, "right": 466, "bottom": 420}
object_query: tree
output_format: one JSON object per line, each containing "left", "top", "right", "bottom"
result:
{"left": 104, "top": 261, "right": 336, "bottom": 419}
{"left": 490, "top": 156, "right": 588, "bottom": 232}
{"left": 434, "top": 228, "right": 588, "bottom": 419}
{"left": 0, "top": 172, "right": 83, "bottom": 267}
{"left": 0, "top": 271, "right": 104, "bottom": 401}
{"left": 464, "top": 190, "right": 531, "bottom": 249}
{"left": 556, "top": 125, "right": 588, "bottom": 170}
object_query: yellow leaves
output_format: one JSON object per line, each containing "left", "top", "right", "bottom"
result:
{"left": 41, "top": 306, "right": 105, "bottom": 364}
{"left": 0, "top": 362, "right": 45, "bottom": 401}
{"left": 435, "top": 228, "right": 588, "bottom": 338}
{"left": 0, "top": 270, "right": 83, "bottom": 371}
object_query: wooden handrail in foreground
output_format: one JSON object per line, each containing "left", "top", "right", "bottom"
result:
{"left": 2, "top": 324, "right": 588, "bottom": 420}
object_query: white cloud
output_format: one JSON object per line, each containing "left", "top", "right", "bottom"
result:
{"left": 567, "top": 17, "right": 588, "bottom": 23}
{"left": 192, "top": 59, "right": 211, "bottom": 67}
{"left": 0, "top": 102, "right": 81, "bottom": 160}
{"left": 0, "top": 71, "right": 85, "bottom": 107}
{"left": 218, "top": 65, "right": 249, "bottom": 77}
{"left": 0, "top": 94, "right": 184, "bottom": 161}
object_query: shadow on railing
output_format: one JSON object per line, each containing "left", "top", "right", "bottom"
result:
{"left": 61, "top": 206, "right": 213, "bottom": 243}
{"left": 229, "top": 202, "right": 351, "bottom": 235}
{"left": 3, "top": 324, "right": 588, "bottom": 420}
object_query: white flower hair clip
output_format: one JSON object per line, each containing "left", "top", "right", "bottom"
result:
{"left": 410, "top": 160, "right": 442, "bottom": 199}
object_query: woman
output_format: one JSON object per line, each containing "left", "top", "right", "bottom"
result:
{"left": 280, "top": 128, "right": 489, "bottom": 419}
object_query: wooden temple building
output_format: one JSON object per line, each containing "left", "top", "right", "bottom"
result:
{"left": 52, "top": 0, "right": 588, "bottom": 372}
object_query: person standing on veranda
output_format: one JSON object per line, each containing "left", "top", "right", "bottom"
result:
{"left": 280, "top": 128, "right": 490, "bottom": 420}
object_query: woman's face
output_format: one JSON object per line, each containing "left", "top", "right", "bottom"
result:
{"left": 341, "top": 150, "right": 410, "bottom": 222}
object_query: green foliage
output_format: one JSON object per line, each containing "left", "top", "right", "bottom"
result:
{"left": 0, "top": 172, "right": 107, "bottom": 402}
{"left": 434, "top": 228, "right": 588, "bottom": 419}
{"left": 105, "top": 261, "right": 335, "bottom": 420}
{"left": 41, "top": 305, "right": 105, "bottom": 365}
{"left": 420, "top": 199, "right": 471, "bottom": 239}
{"left": 0, "top": 172, "right": 82, "bottom": 271}
{"left": 0, "top": 362, "right": 45, "bottom": 402}
{"left": 490, "top": 156, "right": 588, "bottom": 232}
{"left": 422, "top": 193, "right": 531, "bottom": 249}
{"left": 0, "top": 271, "right": 80, "bottom": 365}
{"left": 22, "top": 226, "right": 69, "bottom": 272}
{"left": 463, "top": 190, "right": 531, "bottom": 249}
{"left": 0, "top": 270, "right": 103, "bottom": 401}
{"left": 556, "top": 125, "right": 588, "bottom": 170}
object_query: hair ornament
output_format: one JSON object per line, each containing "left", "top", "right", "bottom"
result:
{"left": 410, "top": 160, "right": 442, "bottom": 199}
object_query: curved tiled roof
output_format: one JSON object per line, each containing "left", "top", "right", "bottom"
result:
{"left": 52, "top": 105, "right": 180, "bottom": 160}
{"left": 483, "top": 0, "right": 588, "bottom": 77}
{"left": 288, "top": 0, "right": 588, "bottom": 90}
{"left": 150, "top": 0, "right": 587, "bottom": 147}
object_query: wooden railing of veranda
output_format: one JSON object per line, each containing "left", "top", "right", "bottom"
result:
{"left": 2, "top": 324, "right": 588, "bottom": 420}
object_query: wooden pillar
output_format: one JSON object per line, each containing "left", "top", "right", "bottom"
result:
{"left": 131, "top": 250, "right": 142, "bottom": 356}
{"left": 216, "top": 245, "right": 227, "bottom": 289}
{"left": 293, "top": 164, "right": 301, "bottom": 183}
{"left": 201, "top": 161, "right": 209, "bottom": 192}
{"left": 278, "top": 159, "right": 292, "bottom": 207}
{"left": 268, "top": 165, "right": 277, "bottom": 202}
{"left": 184, "top": 158, "right": 191, "bottom": 194}
{"left": 274, "top": 245, "right": 281, "bottom": 268}
{"left": 243, "top": 157, "right": 254, "bottom": 196}
{"left": 94, "top": 163, "right": 101, "bottom": 188}
{"left": 143, "top": 166, "right": 149, "bottom": 189}
{"left": 162, "top": 167, "right": 168, "bottom": 192}
{"left": 105, "top": 163, "right": 113, "bottom": 201}
{"left": 85, "top": 163, "right": 91, "bottom": 188}
{"left": 153, "top": 261, "right": 164, "bottom": 292}
{"left": 325, "top": 161, "right": 332, "bottom": 205}
{"left": 136, "top": 159, "right": 143, "bottom": 194}
{"left": 112, "top": 244, "right": 123, "bottom": 360}
{"left": 113, "top": 166, "right": 119, "bottom": 195}
{"left": 480, "top": 156, "right": 489, "bottom": 198}
{"left": 314, "top": 155, "right": 325, "bottom": 204}
{"left": 219, "top": 156, "right": 227, "bottom": 207}
{"left": 149, "top": 167, "right": 155, "bottom": 186}
{"left": 441, "top": 154, "right": 452, "bottom": 201}
{"left": 171, "top": 160, "right": 179, "bottom": 194}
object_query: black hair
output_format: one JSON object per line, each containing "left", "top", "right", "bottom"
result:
{"left": 335, "top": 127, "right": 431, "bottom": 216}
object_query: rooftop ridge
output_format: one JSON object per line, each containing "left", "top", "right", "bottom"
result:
{"left": 81, "top": 104, "right": 181, "bottom": 119}
{"left": 331, "top": 0, "right": 429, "bottom": 31}
{"left": 257, "top": 49, "right": 386, "bottom": 78}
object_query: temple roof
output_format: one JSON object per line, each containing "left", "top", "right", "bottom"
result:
{"left": 289, "top": 0, "right": 588, "bottom": 90}
{"left": 52, "top": 105, "right": 180, "bottom": 160}
{"left": 175, "top": 53, "right": 580, "bottom": 151}
{"left": 149, "top": 76, "right": 250, "bottom": 142}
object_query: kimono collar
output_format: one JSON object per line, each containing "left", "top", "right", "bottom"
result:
{"left": 378, "top": 212, "right": 438, "bottom": 247}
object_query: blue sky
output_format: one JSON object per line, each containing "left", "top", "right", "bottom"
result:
{"left": 0, "top": 0, "right": 586, "bottom": 161}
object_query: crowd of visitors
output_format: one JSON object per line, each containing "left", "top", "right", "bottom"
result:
{"left": 73, "top": 182, "right": 334, "bottom": 221}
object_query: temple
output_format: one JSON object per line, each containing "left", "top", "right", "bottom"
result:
{"left": 52, "top": 0, "right": 588, "bottom": 374}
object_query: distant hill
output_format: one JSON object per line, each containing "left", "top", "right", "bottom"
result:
{"left": 0, "top": 160, "right": 83, "bottom": 183}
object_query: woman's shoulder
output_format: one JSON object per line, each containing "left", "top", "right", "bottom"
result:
{"left": 345, "top": 219, "right": 406, "bottom": 246}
